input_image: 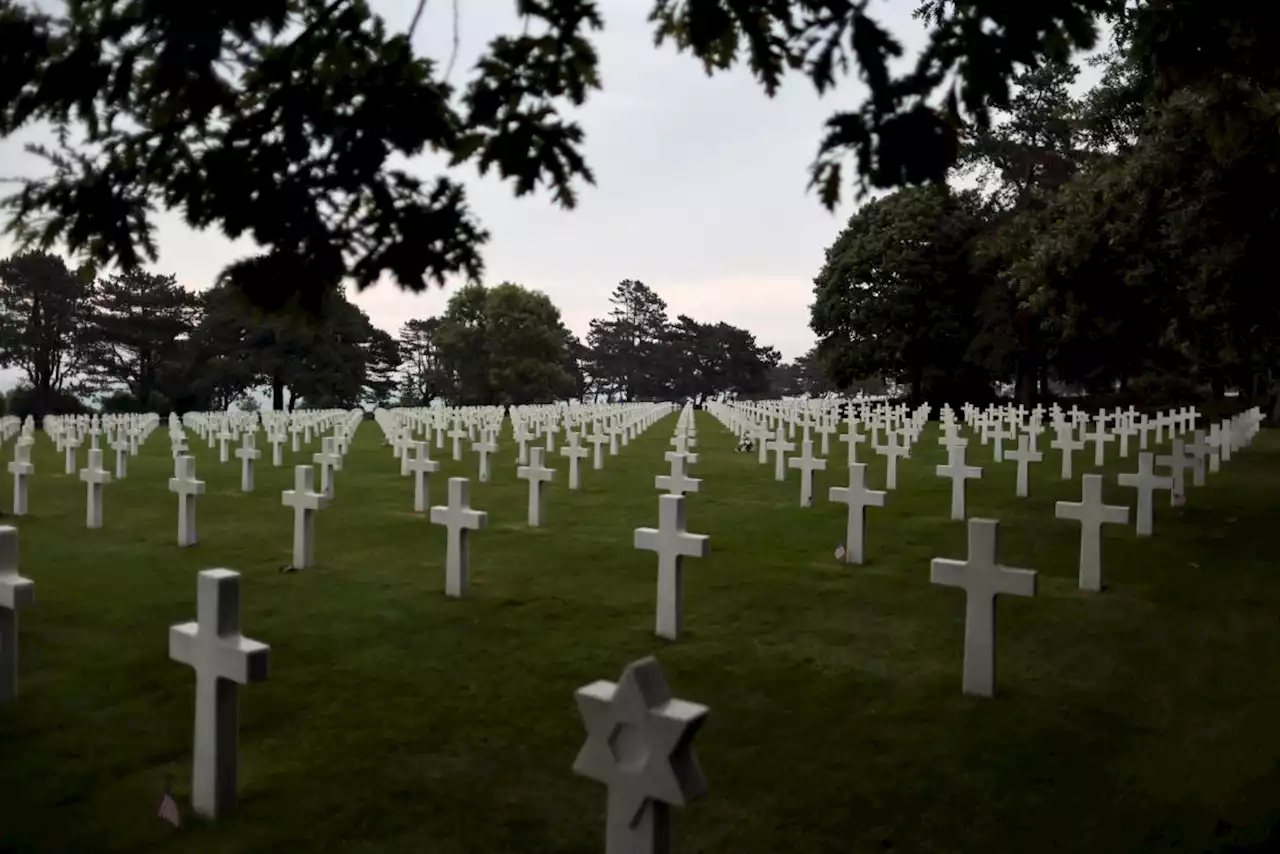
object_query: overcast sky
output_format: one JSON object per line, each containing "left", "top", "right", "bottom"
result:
{"left": 0, "top": 0, "right": 945, "bottom": 388}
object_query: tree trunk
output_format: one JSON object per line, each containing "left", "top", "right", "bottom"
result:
{"left": 272, "top": 375, "right": 286, "bottom": 411}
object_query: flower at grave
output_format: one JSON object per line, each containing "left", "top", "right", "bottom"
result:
{"left": 835, "top": 544, "right": 846, "bottom": 560}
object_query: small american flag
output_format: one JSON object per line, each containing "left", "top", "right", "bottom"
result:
{"left": 158, "top": 779, "right": 181, "bottom": 828}
{"left": 834, "top": 543, "right": 847, "bottom": 560}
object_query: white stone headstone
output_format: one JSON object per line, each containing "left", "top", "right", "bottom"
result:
{"left": 79, "top": 447, "right": 112, "bottom": 529}
{"left": 935, "top": 444, "right": 982, "bottom": 521}
{"left": 573, "top": 656, "right": 708, "bottom": 854}
{"left": 169, "top": 455, "right": 206, "bottom": 548}
{"left": 312, "top": 436, "right": 343, "bottom": 499}
{"left": 8, "top": 443, "right": 33, "bottom": 517}
{"left": 281, "top": 465, "right": 328, "bottom": 569}
{"left": 828, "top": 463, "right": 886, "bottom": 566}
{"left": 407, "top": 442, "right": 440, "bottom": 513}
{"left": 1117, "top": 452, "right": 1173, "bottom": 537}
{"left": 0, "top": 527, "right": 34, "bottom": 703}
{"left": 235, "top": 433, "right": 261, "bottom": 493}
{"left": 634, "top": 494, "right": 709, "bottom": 640}
{"left": 766, "top": 427, "right": 795, "bottom": 482}
{"left": 516, "top": 447, "right": 555, "bottom": 527}
{"left": 561, "top": 434, "right": 590, "bottom": 490}
{"left": 787, "top": 439, "right": 827, "bottom": 507}
{"left": 655, "top": 453, "right": 700, "bottom": 496}
{"left": 929, "top": 518, "right": 1037, "bottom": 697}
{"left": 1055, "top": 474, "right": 1129, "bottom": 592}
{"left": 168, "top": 569, "right": 269, "bottom": 818}
{"left": 430, "top": 477, "right": 487, "bottom": 598}
{"left": 1003, "top": 433, "right": 1042, "bottom": 498}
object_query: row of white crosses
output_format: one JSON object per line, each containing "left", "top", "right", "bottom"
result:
{"left": 710, "top": 398, "right": 1264, "bottom": 588}
{"left": 634, "top": 406, "right": 710, "bottom": 641}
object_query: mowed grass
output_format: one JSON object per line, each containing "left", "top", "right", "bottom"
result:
{"left": 1, "top": 411, "right": 1279, "bottom": 854}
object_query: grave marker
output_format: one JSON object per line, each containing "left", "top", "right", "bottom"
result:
{"left": 407, "top": 442, "right": 440, "bottom": 512}
{"left": 656, "top": 453, "right": 701, "bottom": 496}
{"left": 787, "top": 439, "right": 827, "bottom": 507}
{"left": 935, "top": 444, "right": 982, "bottom": 521}
{"left": 281, "top": 465, "right": 328, "bottom": 569}
{"left": 169, "top": 455, "right": 206, "bottom": 548}
{"left": 79, "top": 447, "right": 112, "bottom": 529}
{"left": 1055, "top": 474, "right": 1129, "bottom": 592}
{"left": 634, "top": 494, "right": 709, "bottom": 640}
{"left": 517, "top": 447, "right": 555, "bottom": 526}
{"left": 430, "top": 477, "right": 487, "bottom": 598}
{"left": 0, "top": 527, "right": 34, "bottom": 703}
{"left": 168, "top": 569, "right": 270, "bottom": 818}
{"left": 1117, "top": 452, "right": 1173, "bottom": 536}
{"left": 930, "top": 518, "right": 1037, "bottom": 697}
{"left": 827, "top": 463, "right": 886, "bottom": 565}
{"left": 573, "top": 656, "right": 708, "bottom": 854}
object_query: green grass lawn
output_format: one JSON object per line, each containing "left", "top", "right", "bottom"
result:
{"left": 1, "top": 411, "right": 1278, "bottom": 854}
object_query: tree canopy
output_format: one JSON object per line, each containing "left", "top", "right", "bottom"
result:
{"left": 0, "top": 0, "right": 1132, "bottom": 311}
{"left": 810, "top": 4, "right": 1280, "bottom": 416}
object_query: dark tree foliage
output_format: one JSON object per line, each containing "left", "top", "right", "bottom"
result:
{"left": 0, "top": 250, "right": 93, "bottom": 417}
{"left": 0, "top": 0, "right": 1121, "bottom": 312}
{"left": 81, "top": 268, "right": 201, "bottom": 406}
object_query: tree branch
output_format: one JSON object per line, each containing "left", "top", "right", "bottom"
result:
{"left": 408, "top": 0, "right": 427, "bottom": 40}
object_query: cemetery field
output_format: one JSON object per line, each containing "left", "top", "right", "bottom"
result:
{"left": 3, "top": 413, "right": 1280, "bottom": 854}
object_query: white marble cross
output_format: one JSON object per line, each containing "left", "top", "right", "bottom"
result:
{"left": 281, "top": 465, "right": 329, "bottom": 569}
{"left": 169, "top": 455, "right": 206, "bottom": 548}
{"left": 655, "top": 453, "right": 701, "bottom": 496}
{"left": 1117, "top": 452, "right": 1173, "bottom": 536}
{"left": 1051, "top": 426, "right": 1084, "bottom": 480}
{"left": 1055, "top": 474, "right": 1129, "bottom": 592}
{"left": 269, "top": 432, "right": 285, "bottom": 467}
{"left": 111, "top": 436, "right": 130, "bottom": 479}
{"left": 474, "top": 434, "right": 498, "bottom": 483}
{"left": 312, "top": 436, "right": 343, "bottom": 499}
{"left": 168, "top": 569, "right": 270, "bottom": 818}
{"left": 935, "top": 444, "right": 982, "bottom": 520}
{"left": 8, "top": 443, "right": 32, "bottom": 517}
{"left": 1182, "top": 432, "right": 1210, "bottom": 487}
{"left": 1084, "top": 418, "right": 1115, "bottom": 467}
{"left": 787, "top": 439, "right": 827, "bottom": 507}
{"left": 766, "top": 427, "right": 795, "bottom": 482}
{"left": 930, "top": 518, "right": 1037, "bottom": 697}
{"left": 1155, "top": 438, "right": 1194, "bottom": 505}
{"left": 79, "top": 447, "right": 112, "bottom": 529}
{"left": 430, "top": 477, "right": 487, "bottom": 598}
{"left": 217, "top": 426, "right": 234, "bottom": 463}
{"left": 876, "top": 430, "right": 908, "bottom": 490}
{"left": 407, "top": 442, "right": 440, "bottom": 512}
{"left": 448, "top": 425, "right": 467, "bottom": 460}
{"left": 587, "top": 430, "right": 609, "bottom": 470}
{"left": 561, "top": 433, "right": 590, "bottom": 490}
{"left": 1003, "top": 433, "right": 1042, "bottom": 498}
{"left": 828, "top": 463, "right": 886, "bottom": 565}
{"left": 839, "top": 426, "right": 866, "bottom": 464}
{"left": 235, "top": 433, "right": 261, "bottom": 493}
{"left": 0, "top": 527, "right": 34, "bottom": 703}
{"left": 516, "top": 447, "right": 555, "bottom": 526}
{"left": 64, "top": 441, "right": 77, "bottom": 475}
{"left": 573, "top": 656, "right": 708, "bottom": 854}
{"left": 634, "top": 494, "right": 709, "bottom": 640}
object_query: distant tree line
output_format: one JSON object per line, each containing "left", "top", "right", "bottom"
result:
{"left": 0, "top": 255, "right": 828, "bottom": 418}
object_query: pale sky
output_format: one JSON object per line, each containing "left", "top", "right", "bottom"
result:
{"left": 0, "top": 0, "right": 942, "bottom": 384}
